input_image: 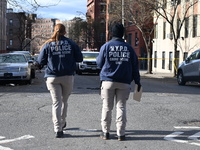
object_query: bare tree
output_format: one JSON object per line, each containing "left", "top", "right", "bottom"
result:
{"left": 7, "top": 0, "right": 61, "bottom": 11}
{"left": 107, "top": 0, "right": 155, "bottom": 73}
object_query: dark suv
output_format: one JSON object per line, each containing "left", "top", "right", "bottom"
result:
{"left": 177, "top": 49, "right": 200, "bottom": 85}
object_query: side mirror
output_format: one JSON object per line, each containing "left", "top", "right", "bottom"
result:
{"left": 185, "top": 58, "right": 190, "bottom": 63}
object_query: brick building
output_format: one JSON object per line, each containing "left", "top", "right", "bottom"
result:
{"left": 87, "top": 0, "right": 106, "bottom": 50}
{"left": 0, "top": 0, "right": 7, "bottom": 53}
{"left": 31, "top": 18, "right": 61, "bottom": 54}
{"left": 6, "top": 9, "right": 36, "bottom": 53}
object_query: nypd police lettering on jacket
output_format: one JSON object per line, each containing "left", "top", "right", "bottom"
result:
{"left": 37, "top": 36, "right": 83, "bottom": 77}
{"left": 50, "top": 41, "right": 72, "bottom": 57}
{"left": 109, "top": 46, "right": 130, "bottom": 64}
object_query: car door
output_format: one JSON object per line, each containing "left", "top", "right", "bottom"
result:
{"left": 184, "top": 50, "right": 200, "bottom": 77}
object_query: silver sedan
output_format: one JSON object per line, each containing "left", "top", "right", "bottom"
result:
{"left": 0, "top": 53, "right": 32, "bottom": 84}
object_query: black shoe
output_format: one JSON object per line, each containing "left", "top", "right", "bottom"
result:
{"left": 118, "top": 135, "right": 125, "bottom": 141}
{"left": 62, "top": 122, "right": 66, "bottom": 129}
{"left": 55, "top": 131, "right": 63, "bottom": 138}
{"left": 100, "top": 132, "right": 109, "bottom": 140}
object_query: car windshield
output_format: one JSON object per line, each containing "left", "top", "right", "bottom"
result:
{"left": 83, "top": 53, "right": 99, "bottom": 58}
{"left": 0, "top": 55, "right": 27, "bottom": 63}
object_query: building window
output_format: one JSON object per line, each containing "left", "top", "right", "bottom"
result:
{"left": 183, "top": 52, "right": 188, "bottom": 60}
{"left": 171, "top": 0, "right": 181, "bottom": 5}
{"left": 135, "top": 10, "right": 138, "bottom": 21}
{"left": 154, "top": 24, "right": 158, "bottom": 39}
{"left": 128, "top": 33, "right": 132, "bottom": 45}
{"left": 193, "top": 15, "right": 197, "bottom": 37}
{"left": 9, "top": 40, "right": 13, "bottom": 46}
{"left": 163, "top": 0, "right": 167, "bottom": 9}
{"left": 100, "top": 4, "right": 106, "bottom": 13}
{"left": 177, "top": 19, "right": 180, "bottom": 38}
{"left": 185, "top": 17, "right": 189, "bottom": 38}
{"left": 9, "top": 19, "right": 13, "bottom": 26}
{"left": 162, "top": 51, "right": 165, "bottom": 69}
{"left": 154, "top": 51, "right": 157, "bottom": 68}
{"left": 135, "top": 32, "right": 139, "bottom": 46}
{"left": 9, "top": 29, "right": 13, "bottom": 35}
{"left": 169, "top": 52, "right": 173, "bottom": 70}
{"left": 176, "top": 51, "right": 180, "bottom": 68}
{"left": 163, "top": 22, "right": 166, "bottom": 39}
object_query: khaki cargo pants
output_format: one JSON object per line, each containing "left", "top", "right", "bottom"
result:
{"left": 101, "top": 81, "right": 131, "bottom": 136}
{"left": 46, "top": 75, "right": 74, "bottom": 132}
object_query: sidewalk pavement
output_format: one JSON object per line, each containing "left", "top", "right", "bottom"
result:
{"left": 140, "top": 70, "right": 176, "bottom": 79}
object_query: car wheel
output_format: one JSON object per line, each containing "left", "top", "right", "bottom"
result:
{"left": 177, "top": 70, "right": 186, "bottom": 85}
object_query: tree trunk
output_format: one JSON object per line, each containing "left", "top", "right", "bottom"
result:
{"left": 147, "top": 48, "right": 152, "bottom": 74}
{"left": 173, "top": 39, "right": 178, "bottom": 77}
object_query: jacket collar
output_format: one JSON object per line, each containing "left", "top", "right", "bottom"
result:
{"left": 111, "top": 37, "right": 124, "bottom": 42}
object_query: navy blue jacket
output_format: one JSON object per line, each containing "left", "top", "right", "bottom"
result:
{"left": 96, "top": 37, "right": 140, "bottom": 84}
{"left": 37, "top": 36, "right": 83, "bottom": 78}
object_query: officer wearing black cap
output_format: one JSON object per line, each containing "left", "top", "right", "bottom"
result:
{"left": 96, "top": 22, "right": 141, "bottom": 141}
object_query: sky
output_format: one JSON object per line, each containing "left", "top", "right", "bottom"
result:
{"left": 8, "top": 0, "right": 87, "bottom": 21}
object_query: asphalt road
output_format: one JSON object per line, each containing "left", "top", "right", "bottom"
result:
{"left": 0, "top": 71, "right": 200, "bottom": 150}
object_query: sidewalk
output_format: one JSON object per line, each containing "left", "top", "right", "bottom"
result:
{"left": 140, "top": 70, "right": 176, "bottom": 79}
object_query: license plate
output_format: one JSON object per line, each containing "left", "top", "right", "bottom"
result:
{"left": 92, "top": 67, "right": 96, "bottom": 70}
{"left": 4, "top": 73, "right": 13, "bottom": 78}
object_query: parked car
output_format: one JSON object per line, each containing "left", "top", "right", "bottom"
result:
{"left": 0, "top": 53, "right": 32, "bottom": 84}
{"left": 76, "top": 51, "right": 100, "bottom": 75}
{"left": 177, "top": 49, "right": 200, "bottom": 85}
{"left": 10, "top": 51, "right": 36, "bottom": 78}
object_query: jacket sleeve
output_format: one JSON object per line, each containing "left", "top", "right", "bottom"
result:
{"left": 73, "top": 44, "right": 83, "bottom": 62}
{"left": 96, "top": 44, "right": 105, "bottom": 68}
{"left": 37, "top": 44, "right": 48, "bottom": 68}
{"left": 132, "top": 50, "right": 141, "bottom": 85}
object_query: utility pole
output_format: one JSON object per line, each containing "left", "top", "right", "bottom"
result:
{"left": 122, "top": 0, "right": 125, "bottom": 25}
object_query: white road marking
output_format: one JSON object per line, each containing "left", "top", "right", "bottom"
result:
{"left": 0, "top": 145, "right": 13, "bottom": 150}
{"left": 174, "top": 126, "right": 200, "bottom": 129}
{"left": 164, "top": 132, "right": 188, "bottom": 143}
{"left": 190, "top": 142, "right": 200, "bottom": 146}
{"left": 164, "top": 126, "right": 200, "bottom": 147}
{"left": 188, "top": 132, "right": 200, "bottom": 141}
{"left": 0, "top": 137, "right": 5, "bottom": 140}
{"left": 0, "top": 135, "right": 34, "bottom": 144}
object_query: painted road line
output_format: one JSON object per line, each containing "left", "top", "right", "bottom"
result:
{"left": 190, "top": 142, "right": 200, "bottom": 146}
{"left": 164, "top": 132, "right": 188, "bottom": 144}
{"left": 188, "top": 132, "right": 200, "bottom": 141}
{"left": 0, "top": 135, "right": 34, "bottom": 144}
{"left": 0, "top": 145, "right": 13, "bottom": 150}
{"left": 0, "top": 137, "right": 5, "bottom": 140}
{"left": 174, "top": 126, "right": 200, "bottom": 129}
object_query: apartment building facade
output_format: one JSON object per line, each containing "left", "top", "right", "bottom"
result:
{"left": 0, "top": 0, "right": 7, "bottom": 53}
{"left": 87, "top": 0, "right": 106, "bottom": 50}
{"left": 31, "top": 19, "right": 61, "bottom": 54}
{"left": 152, "top": 0, "right": 200, "bottom": 74}
{"left": 6, "top": 9, "right": 37, "bottom": 53}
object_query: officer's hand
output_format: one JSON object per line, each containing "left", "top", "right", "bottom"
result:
{"left": 137, "top": 84, "right": 141, "bottom": 92}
